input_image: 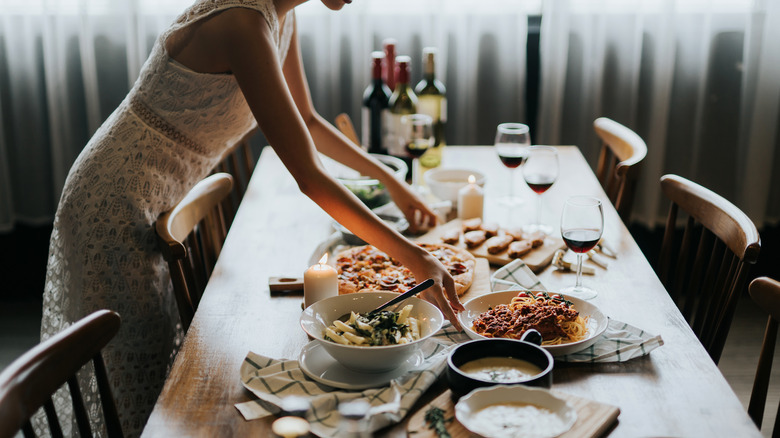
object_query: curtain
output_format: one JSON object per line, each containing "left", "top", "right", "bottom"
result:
{"left": 1, "top": 0, "right": 777, "bottom": 231}
{"left": 537, "top": 0, "right": 780, "bottom": 228}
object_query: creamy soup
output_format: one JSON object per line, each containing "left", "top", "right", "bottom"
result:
{"left": 467, "top": 402, "right": 570, "bottom": 438}
{"left": 458, "top": 357, "right": 543, "bottom": 382}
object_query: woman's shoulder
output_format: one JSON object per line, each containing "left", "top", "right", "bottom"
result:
{"left": 172, "top": 0, "right": 279, "bottom": 32}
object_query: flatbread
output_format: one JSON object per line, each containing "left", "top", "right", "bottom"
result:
{"left": 335, "top": 243, "right": 476, "bottom": 296}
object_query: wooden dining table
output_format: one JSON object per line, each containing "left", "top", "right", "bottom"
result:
{"left": 142, "top": 146, "right": 761, "bottom": 437}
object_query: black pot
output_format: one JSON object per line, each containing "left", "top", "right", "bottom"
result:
{"left": 446, "top": 330, "right": 554, "bottom": 400}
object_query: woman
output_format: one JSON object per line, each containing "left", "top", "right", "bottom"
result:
{"left": 39, "top": 0, "right": 464, "bottom": 435}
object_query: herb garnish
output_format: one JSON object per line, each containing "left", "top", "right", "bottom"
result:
{"left": 423, "top": 406, "right": 451, "bottom": 438}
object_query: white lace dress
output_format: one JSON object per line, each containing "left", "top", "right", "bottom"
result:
{"left": 38, "top": 1, "right": 293, "bottom": 436}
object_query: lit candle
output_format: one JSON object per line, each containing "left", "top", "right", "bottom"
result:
{"left": 304, "top": 254, "right": 338, "bottom": 308}
{"left": 457, "top": 175, "right": 484, "bottom": 220}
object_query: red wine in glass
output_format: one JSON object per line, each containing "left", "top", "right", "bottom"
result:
{"left": 497, "top": 152, "right": 528, "bottom": 169}
{"left": 405, "top": 139, "right": 430, "bottom": 158}
{"left": 524, "top": 174, "right": 556, "bottom": 194}
{"left": 562, "top": 228, "right": 602, "bottom": 253}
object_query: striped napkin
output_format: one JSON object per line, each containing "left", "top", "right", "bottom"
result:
{"left": 491, "top": 259, "right": 664, "bottom": 362}
{"left": 235, "top": 327, "right": 471, "bottom": 437}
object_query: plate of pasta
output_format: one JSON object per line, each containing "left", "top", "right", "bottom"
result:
{"left": 458, "top": 290, "right": 608, "bottom": 356}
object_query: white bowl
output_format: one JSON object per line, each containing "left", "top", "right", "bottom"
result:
{"left": 455, "top": 385, "right": 577, "bottom": 438}
{"left": 424, "top": 168, "right": 486, "bottom": 204}
{"left": 300, "top": 292, "right": 444, "bottom": 373}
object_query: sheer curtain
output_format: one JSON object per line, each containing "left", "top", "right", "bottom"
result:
{"left": 537, "top": 0, "right": 780, "bottom": 227}
{"left": 0, "top": 0, "right": 537, "bottom": 231}
{"left": 1, "top": 0, "right": 777, "bottom": 232}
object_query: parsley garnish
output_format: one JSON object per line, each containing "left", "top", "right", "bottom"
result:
{"left": 423, "top": 406, "right": 451, "bottom": 438}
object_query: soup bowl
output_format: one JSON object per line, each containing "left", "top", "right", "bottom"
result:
{"left": 300, "top": 292, "right": 444, "bottom": 373}
{"left": 446, "top": 330, "right": 554, "bottom": 400}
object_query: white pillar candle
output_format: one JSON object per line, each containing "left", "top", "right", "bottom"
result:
{"left": 304, "top": 254, "right": 338, "bottom": 308}
{"left": 457, "top": 175, "right": 484, "bottom": 220}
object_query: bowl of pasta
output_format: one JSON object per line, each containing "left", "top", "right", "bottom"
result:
{"left": 457, "top": 290, "right": 608, "bottom": 357}
{"left": 300, "top": 291, "right": 444, "bottom": 373}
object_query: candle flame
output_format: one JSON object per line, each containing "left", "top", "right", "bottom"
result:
{"left": 318, "top": 253, "right": 328, "bottom": 264}
{"left": 468, "top": 175, "right": 476, "bottom": 184}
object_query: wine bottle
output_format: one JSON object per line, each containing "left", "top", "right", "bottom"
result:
{"left": 361, "top": 51, "right": 391, "bottom": 155}
{"left": 385, "top": 55, "right": 417, "bottom": 175}
{"left": 415, "top": 47, "right": 447, "bottom": 170}
{"left": 382, "top": 39, "right": 397, "bottom": 92}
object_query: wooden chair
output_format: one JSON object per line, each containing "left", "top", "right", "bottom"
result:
{"left": 213, "top": 128, "right": 258, "bottom": 227}
{"left": 658, "top": 174, "right": 761, "bottom": 364}
{"left": 156, "top": 173, "right": 234, "bottom": 331}
{"left": 748, "top": 276, "right": 780, "bottom": 435}
{"left": 593, "top": 117, "right": 647, "bottom": 222}
{"left": 0, "top": 310, "right": 123, "bottom": 438}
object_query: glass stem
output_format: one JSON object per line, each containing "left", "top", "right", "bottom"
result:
{"left": 412, "top": 158, "right": 421, "bottom": 189}
{"left": 575, "top": 253, "right": 583, "bottom": 288}
{"left": 509, "top": 170, "right": 515, "bottom": 199}
{"left": 536, "top": 195, "right": 542, "bottom": 226}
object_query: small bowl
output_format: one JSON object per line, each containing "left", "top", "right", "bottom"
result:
{"left": 455, "top": 385, "right": 577, "bottom": 438}
{"left": 446, "top": 330, "right": 554, "bottom": 400}
{"left": 300, "top": 292, "right": 444, "bottom": 373}
{"left": 326, "top": 154, "right": 408, "bottom": 209}
{"left": 424, "top": 168, "right": 486, "bottom": 204}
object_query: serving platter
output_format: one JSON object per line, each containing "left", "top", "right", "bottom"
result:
{"left": 457, "top": 290, "right": 609, "bottom": 356}
{"left": 297, "top": 340, "right": 424, "bottom": 390}
{"left": 415, "top": 219, "right": 566, "bottom": 271}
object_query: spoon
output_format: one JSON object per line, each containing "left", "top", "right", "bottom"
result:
{"left": 337, "top": 278, "right": 435, "bottom": 322}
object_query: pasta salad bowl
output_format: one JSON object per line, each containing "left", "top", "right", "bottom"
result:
{"left": 300, "top": 291, "right": 444, "bottom": 373}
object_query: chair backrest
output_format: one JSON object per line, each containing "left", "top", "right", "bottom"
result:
{"left": 0, "top": 310, "right": 123, "bottom": 438}
{"left": 156, "top": 173, "right": 234, "bottom": 331}
{"left": 593, "top": 117, "right": 647, "bottom": 222}
{"left": 335, "top": 113, "right": 361, "bottom": 146}
{"left": 658, "top": 174, "right": 761, "bottom": 363}
{"left": 213, "top": 128, "right": 258, "bottom": 227}
{"left": 748, "top": 276, "right": 780, "bottom": 435}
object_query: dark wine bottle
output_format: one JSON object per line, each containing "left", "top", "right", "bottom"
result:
{"left": 361, "top": 51, "right": 391, "bottom": 155}
{"left": 415, "top": 47, "right": 447, "bottom": 171}
{"left": 383, "top": 39, "right": 397, "bottom": 92}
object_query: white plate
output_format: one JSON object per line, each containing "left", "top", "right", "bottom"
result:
{"left": 457, "top": 290, "right": 609, "bottom": 356}
{"left": 455, "top": 385, "right": 577, "bottom": 438}
{"left": 297, "top": 340, "right": 423, "bottom": 390}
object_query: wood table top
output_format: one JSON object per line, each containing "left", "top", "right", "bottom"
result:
{"left": 142, "top": 146, "right": 760, "bottom": 437}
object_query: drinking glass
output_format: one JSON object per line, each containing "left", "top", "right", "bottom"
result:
{"left": 522, "top": 146, "right": 559, "bottom": 235}
{"left": 494, "top": 123, "right": 531, "bottom": 207}
{"left": 560, "top": 196, "right": 604, "bottom": 300}
{"left": 400, "top": 114, "right": 434, "bottom": 193}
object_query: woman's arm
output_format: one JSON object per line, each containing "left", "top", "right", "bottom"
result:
{"left": 280, "top": 18, "right": 438, "bottom": 234}
{"left": 215, "top": 10, "right": 463, "bottom": 323}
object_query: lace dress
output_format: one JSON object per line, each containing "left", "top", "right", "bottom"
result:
{"left": 38, "top": 0, "right": 293, "bottom": 436}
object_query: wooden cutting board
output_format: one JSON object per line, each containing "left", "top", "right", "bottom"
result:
{"left": 415, "top": 219, "right": 566, "bottom": 272}
{"left": 406, "top": 389, "right": 620, "bottom": 438}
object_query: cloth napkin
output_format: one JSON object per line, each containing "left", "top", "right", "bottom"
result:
{"left": 491, "top": 259, "right": 664, "bottom": 362}
{"left": 235, "top": 326, "right": 471, "bottom": 437}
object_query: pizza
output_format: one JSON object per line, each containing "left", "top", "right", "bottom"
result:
{"left": 335, "top": 243, "right": 476, "bottom": 296}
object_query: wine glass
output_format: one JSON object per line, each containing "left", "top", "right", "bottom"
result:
{"left": 560, "top": 196, "right": 604, "bottom": 300}
{"left": 522, "top": 146, "right": 559, "bottom": 235}
{"left": 494, "top": 123, "right": 531, "bottom": 207}
{"left": 400, "top": 114, "right": 434, "bottom": 194}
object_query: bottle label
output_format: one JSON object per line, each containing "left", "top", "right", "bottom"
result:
{"left": 384, "top": 113, "right": 406, "bottom": 157}
{"left": 441, "top": 98, "right": 448, "bottom": 123}
{"left": 418, "top": 98, "right": 439, "bottom": 120}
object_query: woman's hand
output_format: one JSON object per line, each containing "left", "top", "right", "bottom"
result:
{"left": 386, "top": 180, "right": 439, "bottom": 235}
{"left": 406, "top": 250, "right": 465, "bottom": 330}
